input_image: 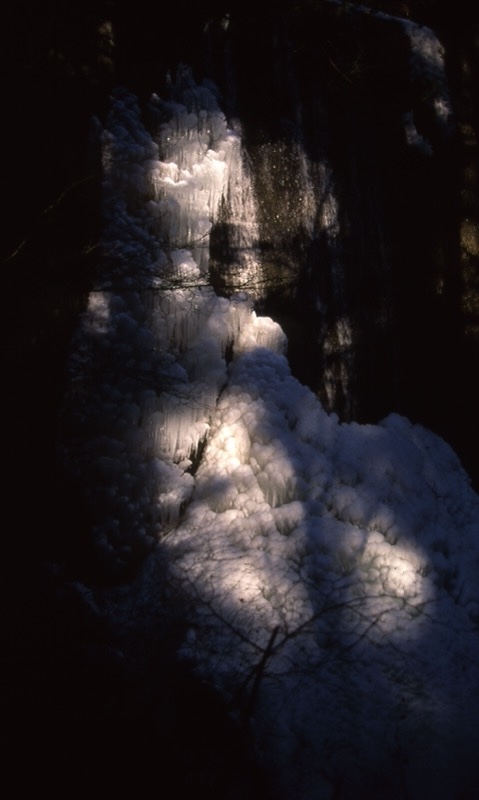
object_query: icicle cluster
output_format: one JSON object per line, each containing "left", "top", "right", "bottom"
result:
{"left": 63, "top": 64, "right": 479, "bottom": 799}
{"left": 64, "top": 71, "right": 282, "bottom": 566}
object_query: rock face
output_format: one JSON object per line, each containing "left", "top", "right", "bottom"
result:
{"left": 108, "top": 2, "right": 476, "bottom": 482}
{"left": 3, "top": 2, "right": 476, "bottom": 484}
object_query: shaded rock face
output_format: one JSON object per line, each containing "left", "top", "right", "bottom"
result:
{"left": 157, "top": 4, "right": 462, "bottom": 434}
{"left": 6, "top": 1, "right": 475, "bottom": 481}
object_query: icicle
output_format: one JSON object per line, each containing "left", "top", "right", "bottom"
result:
{"left": 236, "top": 311, "right": 288, "bottom": 355}
{"left": 406, "top": 23, "right": 453, "bottom": 143}
{"left": 322, "top": 316, "right": 354, "bottom": 413}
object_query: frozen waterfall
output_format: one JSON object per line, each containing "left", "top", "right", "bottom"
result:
{"left": 62, "top": 63, "right": 479, "bottom": 800}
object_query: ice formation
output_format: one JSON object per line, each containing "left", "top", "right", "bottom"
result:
{"left": 167, "top": 348, "right": 479, "bottom": 798}
{"left": 64, "top": 64, "right": 479, "bottom": 799}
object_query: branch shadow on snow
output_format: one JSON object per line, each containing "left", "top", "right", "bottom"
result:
{"left": 154, "top": 342, "right": 479, "bottom": 799}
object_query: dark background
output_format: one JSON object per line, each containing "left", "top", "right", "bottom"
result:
{"left": 2, "top": 2, "right": 478, "bottom": 796}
